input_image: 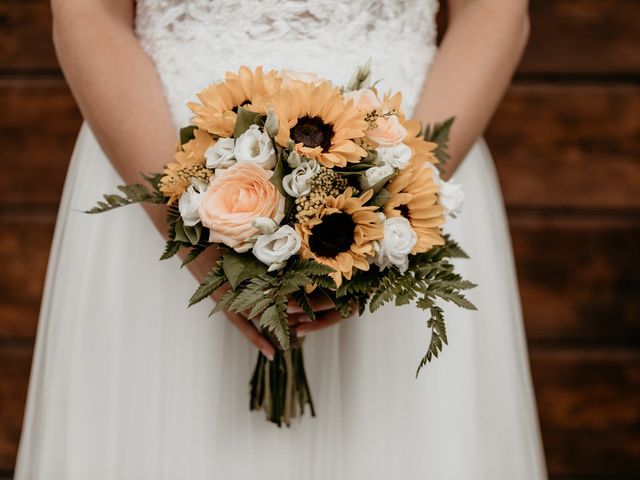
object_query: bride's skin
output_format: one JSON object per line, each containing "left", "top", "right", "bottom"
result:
{"left": 50, "top": 0, "right": 529, "bottom": 358}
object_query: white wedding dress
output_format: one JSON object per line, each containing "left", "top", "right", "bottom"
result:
{"left": 15, "top": 1, "right": 547, "bottom": 478}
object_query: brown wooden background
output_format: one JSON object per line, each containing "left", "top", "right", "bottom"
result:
{"left": 1, "top": 1, "right": 639, "bottom": 478}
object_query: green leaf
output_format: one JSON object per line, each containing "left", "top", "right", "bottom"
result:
{"left": 181, "top": 240, "right": 211, "bottom": 267}
{"left": 189, "top": 263, "right": 226, "bottom": 307}
{"left": 183, "top": 222, "right": 202, "bottom": 245}
{"left": 179, "top": 125, "right": 197, "bottom": 146}
{"left": 160, "top": 240, "right": 181, "bottom": 261}
{"left": 173, "top": 217, "right": 189, "bottom": 243}
{"left": 270, "top": 155, "right": 287, "bottom": 196}
{"left": 260, "top": 302, "right": 290, "bottom": 349}
{"left": 436, "top": 291, "right": 477, "bottom": 310}
{"left": 222, "top": 252, "right": 268, "bottom": 290}
{"left": 370, "top": 188, "right": 391, "bottom": 207}
{"left": 85, "top": 182, "right": 164, "bottom": 214}
{"left": 234, "top": 107, "right": 262, "bottom": 138}
{"left": 422, "top": 117, "right": 455, "bottom": 166}
{"left": 290, "top": 290, "right": 315, "bottom": 322}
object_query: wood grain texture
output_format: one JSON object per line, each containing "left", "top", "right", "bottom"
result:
{"left": 487, "top": 84, "right": 640, "bottom": 210}
{"left": 0, "top": 80, "right": 80, "bottom": 208}
{"left": 522, "top": 0, "right": 640, "bottom": 75}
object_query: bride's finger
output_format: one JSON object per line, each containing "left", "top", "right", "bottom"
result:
{"left": 225, "top": 311, "right": 275, "bottom": 360}
{"left": 294, "top": 309, "right": 343, "bottom": 337}
{"left": 286, "top": 291, "right": 335, "bottom": 314}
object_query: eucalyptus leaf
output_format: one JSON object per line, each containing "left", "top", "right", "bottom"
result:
{"left": 173, "top": 217, "right": 189, "bottom": 243}
{"left": 370, "top": 188, "right": 391, "bottom": 207}
{"left": 184, "top": 222, "right": 202, "bottom": 245}
{"left": 270, "top": 155, "right": 287, "bottom": 196}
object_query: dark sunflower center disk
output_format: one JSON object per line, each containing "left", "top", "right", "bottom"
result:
{"left": 309, "top": 212, "right": 356, "bottom": 258}
{"left": 399, "top": 204, "right": 411, "bottom": 219}
{"left": 231, "top": 99, "right": 252, "bottom": 113}
{"left": 291, "top": 115, "right": 334, "bottom": 151}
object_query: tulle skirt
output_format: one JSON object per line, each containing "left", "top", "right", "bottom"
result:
{"left": 15, "top": 123, "right": 547, "bottom": 479}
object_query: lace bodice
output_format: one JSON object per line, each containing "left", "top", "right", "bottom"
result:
{"left": 135, "top": 0, "right": 440, "bottom": 127}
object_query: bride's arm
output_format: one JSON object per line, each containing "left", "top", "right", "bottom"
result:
{"left": 414, "top": 0, "right": 530, "bottom": 177}
{"left": 51, "top": 0, "right": 277, "bottom": 357}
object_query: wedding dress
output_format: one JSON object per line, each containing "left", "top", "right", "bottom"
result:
{"left": 15, "top": 1, "right": 547, "bottom": 478}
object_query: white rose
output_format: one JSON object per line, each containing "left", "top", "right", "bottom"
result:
{"left": 377, "top": 143, "right": 412, "bottom": 169}
{"left": 205, "top": 137, "right": 235, "bottom": 170}
{"left": 282, "top": 160, "right": 321, "bottom": 198}
{"left": 429, "top": 164, "right": 465, "bottom": 217}
{"left": 374, "top": 217, "right": 417, "bottom": 273}
{"left": 363, "top": 164, "right": 394, "bottom": 189}
{"left": 178, "top": 183, "right": 207, "bottom": 227}
{"left": 253, "top": 225, "right": 302, "bottom": 271}
{"left": 234, "top": 124, "right": 277, "bottom": 170}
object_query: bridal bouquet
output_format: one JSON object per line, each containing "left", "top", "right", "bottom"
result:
{"left": 88, "top": 64, "right": 475, "bottom": 426}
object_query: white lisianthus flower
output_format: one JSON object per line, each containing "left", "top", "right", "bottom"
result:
{"left": 282, "top": 160, "right": 321, "bottom": 198}
{"left": 234, "top": 124, "right": 277, "bottom": 170}
{"left": 430, "top": 165, "right": 465, "bottom": 217}
{"left": 439, "top": 180, "right": 465, "bottom": 217}
{"left": 178, "top": 182, "right": 207, "bottom": 227}
{"left": 377, "top": 143, "right": 412, "bottom": 169}
{"left": 363, "top": 164, "right": 394, "bottom": 189}
{"left": 204, "top": 137, "right": 235, "bottom": 170}
{"left": 374, "top": 217, "right": 417, "bottom": 273}
{"left": 253, "top": 225, "right": 302, "bottom": 271}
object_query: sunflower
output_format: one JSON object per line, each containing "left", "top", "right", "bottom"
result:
{"left": 296, "top": 188, "right": 383, "bottom": 287}
{"left": 188, "top": 66, "right": 282, "bottom": 137}
{"left": 381, "top": 91, "right": 439, "bottom": 166}
{"left": 258, "top": 81, "right": 368, "bottom": 168}
{"left": 384, "top": 160, "right": 445, "bottom": 254}
{"left": 159, "top": 128, "right": 214, "bottom": 203}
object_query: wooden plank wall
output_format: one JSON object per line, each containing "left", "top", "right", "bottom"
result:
{"left": 0, "top": 1, "right": 639, "bottom": 478}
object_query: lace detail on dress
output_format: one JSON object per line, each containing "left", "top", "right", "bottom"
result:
{"left": 135, "top": 0, "right": 439, "bottom": 127}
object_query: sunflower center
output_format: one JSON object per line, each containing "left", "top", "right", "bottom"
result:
{"left": 291, "top": 115, "right": 334, "bottom": 152}
{"left": 309, "top": 212, "right": 356, "bottom": 258}
{"left": 399, "top": 204, "right": 411, "bottom": 219}
{"left": 231, "top": 99, "right": 252, "bottom": 113}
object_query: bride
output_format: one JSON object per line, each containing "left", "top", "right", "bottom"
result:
{"left": 15, "top": 0, "right": 547, "bottom": 478}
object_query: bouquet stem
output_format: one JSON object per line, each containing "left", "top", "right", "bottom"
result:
{"left": 249, "top": 346, "right": 315, "bottom": 427}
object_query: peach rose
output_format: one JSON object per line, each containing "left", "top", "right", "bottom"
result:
{"left": 344, "top": 88, "right": 381, "bottom": 113}
{"left": 281, "top": 69, "right": 324, "bottom": 88}
{"left": 365, "top": 115, "right": 408, "bottom": 147}
{"left": 198, "top": 163, "right": 285, "bottom": 252}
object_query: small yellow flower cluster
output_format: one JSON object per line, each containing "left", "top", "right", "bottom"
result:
{"left": 159, "top": 163, "right": 212, "bottom": 202}
{"left": 364, "top": 108, "right": 400, "bottom": 130}
{"left": 294, "top": 167, "right": 350, "bottom": 223}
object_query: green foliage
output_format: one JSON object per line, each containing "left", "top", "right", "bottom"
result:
{"left": 234, "top": 107, "right": 262, "bottom": 138}
{"left": 85, "top": 181, "right": 165, "bottom": 214}
{"left": 189, "top": 262, "right": 226, "bottom": 307}
{"left": 422, "top": 117, "right": 455, "bottom": 166}
{"left": 179, "top": 125, "right": 197, "bottom": 145}
{"left": 222, "top": 252, "right": 268, "bottom": 290}
{"left": 345, "top": 59, "right": 372, "bottom": 92}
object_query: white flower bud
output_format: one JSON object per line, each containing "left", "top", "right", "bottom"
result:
{"left": 234, "top": 124, "right": 277, "bottom": 170}
{"left": 252, "top": 217, "right": 279, "bottom": 235}
{"left": 286, "top": 150, "right": 302, "bottom": 168}
{"left": 253, "top": 225, "right": 301, "bottom": 269}
{"left": 377, "top": 143, "right": 412, "bottom": 169}
{"left": 178, "top": 183, "right": 207, "bottom": 227}
{"left": 205, "top": 138, "right": 236, "bottom": 170}
{"left": 363, "top": 164, "right": 394, "bottom": 189}
{"left": 264, "top": 108, "right": 280, "bottom": 138}
{"left": 282, "top": 160, "right": 321, "bottom": 198}
{"left": 374, "top": 217, "right": 417, "bottom": 273}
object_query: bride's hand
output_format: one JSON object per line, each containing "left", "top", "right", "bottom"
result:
{"left": 286, "top": 291, "right": 354, "bottom": 338}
